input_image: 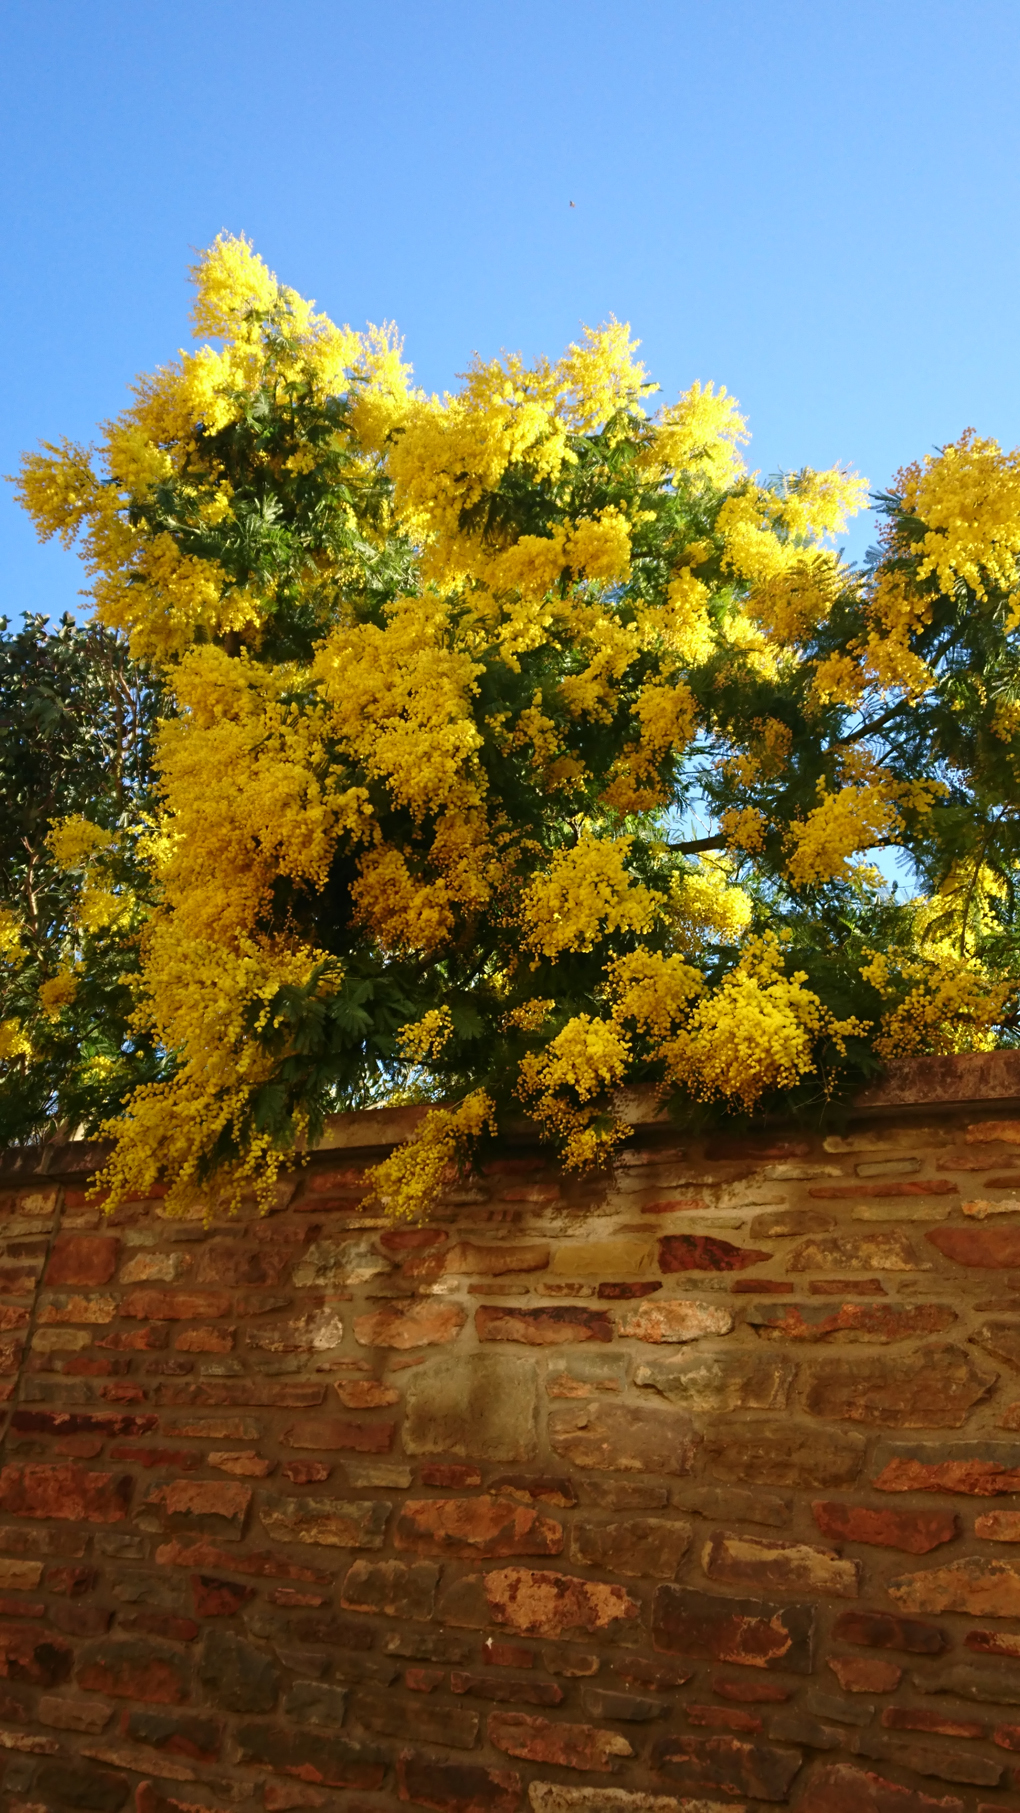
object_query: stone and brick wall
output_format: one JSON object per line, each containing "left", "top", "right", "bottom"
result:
{"left": 0, "top": 1060, "right": 1020, "bottom": 1809}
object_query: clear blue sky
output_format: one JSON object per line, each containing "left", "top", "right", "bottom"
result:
{"left": 3, "top": 0, "right": 1020, "bottom": 620}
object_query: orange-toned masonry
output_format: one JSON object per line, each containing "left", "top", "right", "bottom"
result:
{"left": 1, "top": 1055, "right": 1020, "bottom": 1809}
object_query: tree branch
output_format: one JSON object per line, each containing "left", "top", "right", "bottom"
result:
{"left": 666, "top": 834, "right": 729, "bottom": 855}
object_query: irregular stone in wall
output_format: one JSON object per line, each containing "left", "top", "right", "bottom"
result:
{"left": 828, "top": 1658, "right": 902, "bottom": 1692}
{"left": 292, "top": 1236, "right": 392, "bottom": 1288}
{"left": 394, "top": 1498, "right": 564, "bottom": 1559}
{"left": 354, "top": 1302, "right": 467, "bottom": 1349}
{"left": 750, "top": 1209, "right": 836, "bottom": 1237}
{"left": 797, "top": 1763, "right": 964, "bottom": 1812}
{"left": 198, "top": 1628, "right": 280, "bottom": 1713}
{"left": 748, "top": 1301, "right": 956, "bottom": 1342}
{"left": 75, "top": 1638, "right": 188, "bottom": 1704}
{"left": 527, "top": 1787, "right": 689, "bottom": 1813}
{"left": 913, "top": 1657, "right": 1020, "bottom": 1702}
{"left": 652, "top": 1584, "right": 815, "bottom": 1672}
{"left": 402, "top": 1241, "right": 551, "bottom": 1281}
{"left": 657, "top": 1235, "right": 771, "bottom": 1272}
{"left": 927, "top": 1224, "right": 1020, "bottom": 1266}
{"left": 340, "top": 1559, "right": 440, "bottom": 1620}
{"left": 397, "top": 1751, "right": 522, "bottom": 1813}
{"left": 888, "top": 1555, "right": 1020, "bottom": 1616}
{"left": 0, "top": 1623, "right": 72, "bottom": 1686}
{"left": 870, "top": 1440, "right": 1020, "bottom": 1494}
{"left": 704, "top": 1418, "right": 865, "bottom": 1488}
{"left": 967, "top": 1627, "right": 1020, "bottom": 1657}
{"left": 970, "top": 1320, "right": 1020, "bottom": 1369}
{"left": 649, "top": 1732, "right": 803, "bottom": 1798}
{"left": 476, "top": 1306, "right": 613, "bottom": 1345}
{"left": 811, "top": 1501, "right": 958, "bottom": 1554}
{"left": 548, "top": 1401, "right": 697, "bottom": 1474}
{"left": 671, "top": 1484, "right": 790, "bottom": 1527}
{"left": 403, "top": 1355, "right": 539, "bottom": 1462}
{"left": 614, "top": 1299, "right": 732, "bottom": 1343}
{"left": 352, "top": 1685, "right": 480, "bottom": 1748}
{"left": 701, "top": 1530, "right": 860, "bottom": 1597}
{"left": 546, "top": 1355, "right": 630, "bottom": 1399}
{"left": 489, "top": 1711, "right": 632, "bottom": 1772}
{"left": 258, "top": 1495, "right": 390, "bottom": 1549}
{"left": 787, "top": 1233, "right": 922, "bottom": 1271}
{"left": 570, "top": 1518, "right": 692, "bottom": 1579}
{"left": 549, "top": 1240, "right": 655, "bottom": 1278}
{"left": 803, "top": 1344, "right": 996, "bottom": 1428}
{"left": 45, "top": 1235, "right": 120, "bottom": 1286}
{"left": 234, "top": 1721, "right": 386, "bottom": 1788}
{"left": 484, "top": 1567, "right": 640, "bottom": 1640}
{"left": 635, "top": 1352, "right": 794, "bottom": 1413}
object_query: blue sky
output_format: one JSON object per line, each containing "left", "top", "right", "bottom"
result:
{"left": 3, "top": 0, "right": 1020, "bottom": 621}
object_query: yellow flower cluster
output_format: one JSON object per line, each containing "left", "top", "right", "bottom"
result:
{"left": 38, "top": 972, "right": 78, "bottom": 1020}
{"left": 398, "top": 1008, "right": 454, "bottom": 1065}
{"left": 517, "top": 1016, "right": 632, "bottom": 1169}
{"left": 365, "top": 1090, "right": 495, "bottom": 1222}
{"left": 521, "top": 836, "right": 659, "bottom": 958}
{"left": 668, "top": 859, "right": 754, "bottom": 954}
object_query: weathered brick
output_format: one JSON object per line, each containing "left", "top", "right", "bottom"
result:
{"left": 811, "top": 1180, "right": 956, "bottom": 1198}
{"left": 915, "top": 1657, "right": 1020, "bottom": 1702}
{"left": 967, "top": 1627, "right": 1020, "bottom": 1658}
{"left": 0, "top": 1560, "right": 42, "bottom": 1592}
{"left": 570, "top": 1518, "right": 691, "bottom": 1579}
{"left": 45, "top": 1236, "right": 120, "bottom": 1287}
{"left": 635, "top": 1351, "right": 794, "bottom": 1413}
{"left": 750, "top": 1300, "right": 955, "bottom": 1341}
{"left": 652, "top": 1585, "right": 815, "bottom": 1672}
{"left": 686, "top": 1702, "right": 762, "bottom": 1732}
{"left": 549, "top": 1401, "right": 697, "bottom": 1474}
{"left": 0, "top": 1463, "right": 131, "bottom": 1522}
{"left": 888, "top": 1554, "right": 1020, "bottom": 1615}
{"left": 406, "top": 1241, "right": 550, "bottom": 1280}
{"left": 711, "top": 1675, "right": 791, "bottom": 1703}
{"left": 831, "top": 1610, "right": 948, "bottom": 1653}
{"left": 476, "top": 1305, "right": 613, "bottom": 1345}
{"left": 336, "top": 1379, "right": 401, "bottom": 1409}
{"left": 198, "top": 1628, "right": 279, "bottom": 1712}
{"left": 352, "top": 1685, "right": 479, "bottom": 1748}
{"left": 828, "top": 1657, "right": 902, "bottom": 1692}
{"left": 704, "top": 1418, "right": 865, "bottom": 1488}
{"left": 395, "top": 1498, "right": 562, "bottom": 1559}
{"left": 871, "top": 1440, "right": 1020, "bottom": 1495}
{"left": 119, "top": 1290, "right": 231, "bottom": 1320}
{"left": 750, "top": 1209, "right": 836, "bottom": 1237}
{"left": 234, "top": 1721, "right": 385, "bottom": 1788}
{"left": 154, "top": 1536, "right": 327, "bottom": 1582}
{"left": 292, "top": 1235, "right": 392, "bottom": 1288}
{"left": 671, "top": 1483, "right": 790, "bottom": 1526}
{"left": 882, "top": 1706, "right": 985, "bottom": 1738}
{"left": 281, "top": 1680, "right": 348, "bottom": 1727}
{"left": 33, "top": 1765, "right": 131, "bottom": 1811}
{"left": 142, "top": 1480, "right": 251, "bottom": 1531}
{"left": 404, "top": 1355, "right": 539, "bottom": 1462}
{"left": 812, "top": 1501, "right": 958, "bottom": 1553}
{"left": 124, "top": 1708, "right": 222, "bottom": 1760}
{"left": 527, "top": 1790, "right": 688, "bottom": 1813}
{"left": 854, "top": 1731, "right": 1002, "bottom": 1786}
{"left": 927, "top": 1224, "right": 1020, "bottom": 1266}
{"left": 37, "top": 1693, "right": 113, "bottom": 1732}
{"left": 259, "top": 1495, "right": 390, "bottom": 1549}
{"left": 582, "top": 1689, "right": 668, "bottom": 1722}
{"left": 649, "top": 1732, "right": 802, "bottom": 1798}
{"left": 970, "top": 1319, "right": 1020, "bottom": 1369}
{"left": 354, "top": 1302, "right": 466, "bottom": 1348}
{"left": 451, "top": 1671, "right": 563, "bottom": 1707}
{"left": 207, "top": 1448, "right": 272, "bottom": 1477}
{"left": 341, "top": 1559, "right": 440, "bottom": 1620}
{"left": 658, "top": 1235, "right": 771, "bottom": 1272}
{"left": 485, "top": 1568, "right": 639, "bottom": 1639}
{"left": 76, "top": 1640, "right": 189, "bottom": 1704}
{"left": 396, "top": 1750, "right": 522, "bottom": 1813}
{"left": 702, "top": 1529, "right": 860, "bottom": 1597}
{"left": 788, "top": 1232, "right": 921, "bottom": 1271}
{"left": 804, "top": 1343, "right": 996, "bottom": 1428}
{"left": 614, "top": 1299, "right": 732, "bottom": 1342}
{"left": 488, "top": 1475, "right": 576, "bottom": 1507}
{"left": 247, "top": 1312, "right": 344, "bottom": 1354}
{"left": 281, "top": 1416, "right": 394, "bottom": 1453}
{"left": 0, "top": 1623, "right": 73, "bottom": 1685}
{"left": 489, "top": 1711, "right": 631, "bottom": 1771}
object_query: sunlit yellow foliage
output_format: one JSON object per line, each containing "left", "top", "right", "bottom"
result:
{"left": 521, "top": 836, "right": 659, "bottom": 957}
{"left": 366, "top": 1090, "right": 495, "bottom": 1221}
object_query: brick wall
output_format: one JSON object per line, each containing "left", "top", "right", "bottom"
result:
{"left": 0, "top": 1062, "right": 1020, "bottom": 1810}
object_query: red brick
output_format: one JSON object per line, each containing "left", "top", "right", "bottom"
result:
{"left": 379, "top": 1228, "right": 448, "bottom": 1253}
{"left": 121, "top": 1613, "right": 200, "bottom": 1644}
{"left": 282, "top": 1461, "right": 331, "bottom": 1485}
{"left": 882, "top": 1707, "right": 985, "bottom": 1738}
{"left": 873, "top": 1455, "right": 1020, "bottom": 1495}
{"left": 406, "top": 1665, "right": 444, "bottom": 1691}
{"left": 711, "top": 1676, "right": 792, "bottom": 1703}
{"left": 483, "top": 1641, "right": 533, "bottom": 1669}
{"left": 798, "top": 1764, "right": 965, "bottom": 1811}
{"left": 927, "top": 1225, "right": 1020, "bottom": 1266}
{"left": 175, "top": 1328, "right": 234, "bottom": 1354}
{"left": 484, "top": 1567, "right": 639, "bottom": 1639}
{"left": 641, "top": 1198, "right": 706, "bottom": 1214}
{"left": 156, "top": 1381, "right": 325, "bottom": 1407}
{"left": 0, "top": 1463, "right": 131, "bottom": 1523}
{"left": 353, "top": 1303, "right": 467, "bottom": 1348}
{"left": 831, "top": 1610, "right": 947, "bottom": 1654}
{"left": 967, "top": 1629, "right": 1020, "bottom": 1658}
{"left": 993, "top": 1725, "right": 1020, "bottom": 1750}
{"left": 810, "top": 1278, "right": 887, "bottom": 1294}
{"left": 396, "top": 1750, "right": 521, "bottom": 1813}
{"left": 659, "top": 1235, "right": 771, "bottom": 1272}
{"left": 810, "top": 1180, "right": 956, "bottom": 1198}
{"left": 119, "top": 1290, "right": 231, "bottom": 1320}
{"left": 615, "top": 1658, "right": 693, "bottom": 1690}
{"left": 687, "top": 1703, "right": 762, "bottom": 1732}
{"left": 76, "top": 1640, "right": 189, "bottom": 1704}
{"left": 154, "top": 1539, "right": 328, "bottom": 1582}
{"left": 45, "top": 1235, "right": 120, "bottom": 1287}
{"left": 451, "top": 1671, "right": 563, "bottom": 1707}
{"left": 828, "top": 1657, "right": 902, "bottom": 1692}
{"left": 751, "top": 1301, "right": 955, "bottom": 1341}
{"left": 395, "top": 1498, "right": 563, "bottom": 1559}
{"left": 282, "top": 1417, "right": 394, "bottom": 1453}
{"left": 650, "top": 1733, "right": 802, "bottom": 1798}
{"left": 475, "top": 1305, "right": 612, "bottom": 1344}
{"left": 335, "top": 1380, "right": 400, "bottom": 1409}
{"left": 108, "top": 1447, "right": 199, "bottom": 1470}
{"left": 488, "top": 1710, "right": 631, "bottom": 1771}
{"left": 653, "top": 1584, "right": 814, "bottom": 1672}
{"left": 11, "top": 1410, "right": 155, "bottom": 1439}
{"left": 420, "top": 1464, "right": 482, "bottom": 1489}
{"left": 812, "top": 1500, "right": 958, "bottom": 1554}
{"left": 143, "top": 1481, "right": 251, "bottom": 1529}
{"left": 702, "top": 1529, "right": 859, "bottom": 1597}
{"left": 233, "top": 1721, "right": 386, "bottom": 1789}
{"left": 124, "top": 1707, "right": 222, "bottom": 1761}
{"left": 190, "top": 1575, "right": 256, "bottom": 1617}
{"left": 45, "top": 1566, "right": 96, "bottom": 1597}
